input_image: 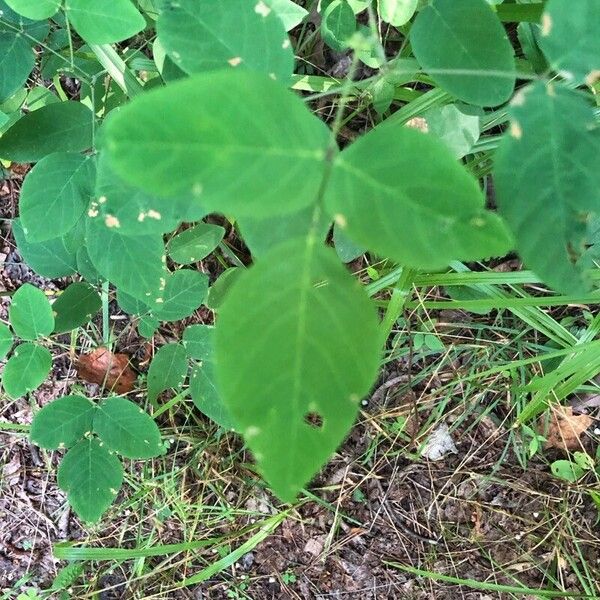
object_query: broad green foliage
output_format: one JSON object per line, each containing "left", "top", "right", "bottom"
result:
{"left": 2, "top": 343, "right": 52, "bottom": 398}
{"left": 0, "top": 323, "right": 13, "bottom": 360}
{"left": 158, "top": 0, "right": 294, "bottom": 83}
{"left": 4, "top": 0, "right": 60, "bottom": 20}
{"left": 93, "top": 397, "right": 163, "bottom": 458}
{"left": 57, "top": 438, "right": 123, "bottom": 523}
{"left": 65, "top": 0, "right": 145, "bottom": 44}
{"left": 9, "top": 283, "right": 54, "bottom": 340}
{"left": 494, "top": 82, "right": 600, "bottom": 294}
{"left": 378, "top": 0, "right": 418, "bottom": 26}
{"left": 167, "top": 224, "right": 225, "bottom": 265}
{"left": 0, "top": 33, "right": 34, "bottom": 103}
{"left": 215, "top": 239, "right": 380, "bottom": 502}
{"left": 147, "top": 343, "right": 188, "bottom": 404}
{"left": 321, "top": 0, "right": 356, "bottom": 52}
{"left": 538, "top": 0, "right": 600, "bottom": 84}
{"left": 0, "top": 102, "right": 93, "bottom": 162}
{"left": 52, "top": 282, "right": 102, "bottom": 333}
{"left": 410, "top": 0, "right": 516, "bottom": 106}
{"left": 30, "top": 395, "right": 95, "bottom": 449}
{"left": 154, "top": 269, "right": 209, "bottom": 321}
{"left": 325, "top": 125, "right": 512, "bottom": 270}
{"left": 104, "top": 71, "right": 330, "bottom": 215}
{"left": 19, "top": 153, "right": 95, "bottom": 242}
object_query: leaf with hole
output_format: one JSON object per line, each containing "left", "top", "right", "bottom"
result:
{"left": 153, "top": 269, "right": 209, "bottom": 322}
{"left": 158, "top": 0, "right": 293, "bottom": 83}
{"left": 167, "top": 223, "right": 225, "bottom": 265}
{"left": 30, "top": 395, "right": 96, "bottom": 449}
{"left": 538, "top": 0, "right": 600, "bottom": 85}
{"left": 0, "top": 102, "right": 93, "bottom": 162}
{"left": 52, "top": 282, "right": 102, "bottom": 333}
{"left": 65, "top": 0, "right": 146, "bottom": 44}
{"left": 93, "top": 396, "right": 163, "bottom": 459}
{"left": 147, "top": 343, "right": 188, "bottom": 404}
{"left": 494, "top": 82, "right": 600, "bottom": 294}
{"left": 9, "top": 284, "right": 54, "bottom": 340}
{"left": 410, "top": 0, "right": 515, "bottom": 106}
{"left": 2, "top": 343, "right": 52, "bottom": 398}
{"left": 19, "top": 153, "right": 95, "bottom": 242}
{"left": 57, "top": 438, "right": 123, "bottom": 523}
{"left": 104, "top": 71, "right": 330, "bottom": 217}
{"left": 215, "top": 239, "right": 380, "bottom": 502}
{"left": 325, "top": 124, "right": 512, "bottom": 269}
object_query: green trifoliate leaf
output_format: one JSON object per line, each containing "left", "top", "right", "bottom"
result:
{"left": 147, "top": 343, "right": 188, "bottom": 404}
{"left": 19, "top": 153, "right": 95, "bottom": 242}
{"left": 190, "top": 360, "right": 234, "bottom": 430}
{"left": 104, "top": 71, "right": 329, "bottom": 217}
{"left": 30, "top": 395, "right": 96, "bottom": 450}
{"left": 9, "top": 284, "right": 54, "bottom": 340}
{"left": 325, "top": 124, "right": 512, "bottom": 270}
{"left": 167, "top": 223, "right": 225, "bottom": 265}
{"left": 265, "top": 0, "right": 308, "bottom": 30}
{"left": 65, "top": 0, "right": 146, "bottom": 44}
{"left": 215, "top": 239, "right": 380, "bottom": 502}
{"left": 410, "top": 0, "right": 515, "bottom": 106}
{"left": 2, "top": 343, "right": 52, "bottom": 398}
{"left": 85, "top": 217, "right": 167, "bottom": 303}
{"left": 4, "top": 0, "right": 60, "bottom": 20}
{"left": 538, "top": 0, "right": 600, "bottom": 85}
{"left": 182, "top": 324, "right": 214, "bottom": 361}
{"left": 0, "top": 323, "right": 13, "bottom": 360}
{"left": 93, "top": 396, "right": 163, "bottom": 459}
{"left": 12, "top": 219, "right": 78, "bottom": 278}
{"left": 57, "top": 438, "right": 123, "bottom": 523}
{"left": 52, "top": 282, "right": 102, "bottom": 333}
{"left": 494, "top": 82, "right": 600, "bottom": 294}
{"left": 0, "top": 102, "right": 93, "bottom": 162}
{"left": 0, "top": 32, "right": 34, "bottom": 103}
{"left": 321, "top": 0, "right": 356, "bottom": 52}
{"left": 378, "top": 0, "right": 418, "bottom": 26}
{"left": 158, "top": 0, "right": 293, "bottom": 83}
{"left": 153, "top": 269, "right": 209, "bottom": 321}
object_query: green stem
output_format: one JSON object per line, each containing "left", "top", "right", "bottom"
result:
{"left": 378, "top": 267, "right": 416, "bottom": 348}
{"left": 101, "top": 280, "right": 110, "bottom": 345}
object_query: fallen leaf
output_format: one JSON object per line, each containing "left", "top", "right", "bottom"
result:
{"left": 541, "top": 406, "right": 592, "bottom": 451}
{"left": 420, "top": 422, "right": 458, "bottom": 461}
{"left": 77, "top": 348, "right": 136, "bottom": 394}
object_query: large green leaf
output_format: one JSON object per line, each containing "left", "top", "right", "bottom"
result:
{"left": 0, "top": 102, "right": 93, "bottom": 162}
{"left": 19, "top": 153, "right": 95, "bottom": 242}
{"left": 0, "top": 323, "right": 13, "bottom": 360}
{"left": 85, "top": 217, "right": 166, "bottom": 303}
{"left": 12, "top": 219, "right": 78, "bottom": 278}
{"left": 57, "top": 438, "right": 123, "bottom": 523}
{"left": 65, "top": 0, "right": 146, "bottom": 44}
{"left": 325, "top": 124, "right": 512, "bottom": 269}
{"left": 104, "top": 71, "right": 330, "bottom": 217}
{"left": 154, "top": 269, "right": 209, "bottom": 321}
{"left": 4, "top": 0, "right": 60, "bottom": 20}
{"left": 410, "top": 0, "right": 515, "bottom": 106}
{"left": 157, "top": 0, "right": 293, "bottom": 83}
{"left": 147, "top": 343, "right": 188, "bottom": 404}
{"left": 538, "top": 0, "right": 600, "bottom": 85}
{"left": 494, "top": 82, "right": 600, "bottom": 294}
{"left": 0, "top": 32, "right": 34, "bottom": 103}
{"left": 52, "top": 282, "right": 102, "bottom": 333}
{"left": 9, "top": 283, "right": 54, "bottom": 340}
{"left": 2, "top": 343, "right": 52, "bottom": 398}
{"left": 215, "top": 239, "right": 380, "bottom": 502}
{"left": 167, "top": 223, "right": 225, "bottom": 265}
{"left": 30, "top": 395, "right": 96, "bottom": 449}
{"left": 93, "top": 396, "right": 163, "bottom": 459}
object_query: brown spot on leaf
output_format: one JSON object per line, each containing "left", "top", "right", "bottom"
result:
{"left": 77, "top": 348, "right": 137, "bottom": 394}
{"left": 405, "top": 117, "right": 429, "bottom": 133}
{"left": 541, "top": 13, "right": 552, "bottom": 37}
{"left": 541, "top": 406, "right": 592, "bottom": 451}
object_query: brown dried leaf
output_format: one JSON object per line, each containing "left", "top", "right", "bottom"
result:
{"left": 541, "top": 406, "right": 592, "bottom": 451}
{"left": 76, "top": 348, "right": 136, "bottom": 394}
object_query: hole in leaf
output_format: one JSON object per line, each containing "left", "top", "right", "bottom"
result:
{"left": 304, "top": 412, "right": 324, "bottom": 429}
